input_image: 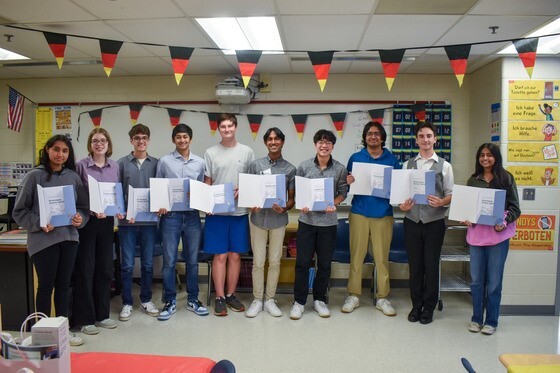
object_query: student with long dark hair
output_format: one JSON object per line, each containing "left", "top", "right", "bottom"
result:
{"left": 13, "top": 134, "right": 89, "bottom": 346}
{"left": 465, "top": 143, "right": 520, "bottom": 335}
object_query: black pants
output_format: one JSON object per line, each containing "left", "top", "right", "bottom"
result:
{"left": 293, "top": 222, "right": 337, "bottom": 305}
{"left": 72, "top": 216, "right": 114, "bottom": 325}
{"left": 31, "top": 241, "right": 78, "bottom": 317}
{"left": 403, "top": 217, "right": 446, "bottom": 312}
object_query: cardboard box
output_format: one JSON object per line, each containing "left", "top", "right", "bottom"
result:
{"left": 31, "top": 317, "right": 69, "bottom": 358}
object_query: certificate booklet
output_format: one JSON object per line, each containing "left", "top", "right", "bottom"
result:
{"left": 189, "top": 180, "right": 235, "bottom": 214}
{"left": 149, "top": 178, "right": 190, "bottom": 212}
{"left": 238, "top": 173, "right": 286, "bottom": 208}
{"left": 349, "top": 162, "right": 393, "bottom": 199}
{"left": 448, "top": 184, "right": 506, "bottom": 226}
{"left": 88, "top": 175, "right": 124, "bottom": 216}
{"left": 37, "top": 185, "right": 76, "bottom": 228}
{"left": 389, "top": 169, "right": 436, "bottom": 205}
{"left": 125, "top": 186, "right": 157, "bottom": 222}
{"left": 295, "top": 176, "right": 334, "bottom": 211}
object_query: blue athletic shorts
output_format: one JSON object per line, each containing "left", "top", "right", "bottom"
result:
{"left": 203, "top": 215, "right": 250, "bottom": 254}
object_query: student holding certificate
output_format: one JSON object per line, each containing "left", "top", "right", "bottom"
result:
{"left": 342, "top": 121, "right": 401, "bottom": 317}
{"left": 290, "top": 130, "right": 348, "bottom": 320}
{"left": 73, "top": 128, "right": 120, "bottom": 336}
{"left": 117, "top": 124, "right": 159, "bottom": 322}
{"left": 398, "top": 121, "right": 454, "bottom": 325}
{"left": 13, "top": 135, "right": 88, "bottom": 347}
{"left": 245, "top": 127, "right": 296, "bottom": 318}
{"left": 203, "top": 113, "right": 255, "bottom": 316}
{"left": 464, "top": 143, "right": 520, "bottom": 335}
{"left": 154, "top": 123, "right": 208, "bottom": 320}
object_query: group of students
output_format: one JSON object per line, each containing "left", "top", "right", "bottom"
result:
{"left": 12, "top": 113, "right": 520, "bottom": 347}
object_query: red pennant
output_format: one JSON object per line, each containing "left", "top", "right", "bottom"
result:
{"left": 368, "top": 109, "right": 385, "bottom": 123}
{"left": 99, "top": 39, "right": 123, "bottom": 77}
{"left": 208, "top": 112, "right": 220, "bottom": 136}
{"left": 307, "top": 51, "right": 334, "bottom": 92}
{"left": 43, "top": 32, "right": 66, "bottom": 69}
{"left": 169, "top": 46, "right": 194, "bottom": 86}
{"left": 236, "top": 50, "right": 262, "bottom": 88}
{"left": 89, "top": 109, "right": 103, "bottom": 127}
{"left": 410, "top": 104, "right": 426, "bottom": 122}
{"left": 444, "top": 45, "right": 471, "bottom": 87}
{"left": 247, "top": 114, "right": 263, "bottom": 140}
{"left": 379, "top": 49, "right": 405, "bottom": 91}
{"left": 292, "top": 114, "right": 308, "bottom": 141}
{"left": 329, "top": 113, "right": 347, "bottom": 137}
{"left": 166, "top": 108, "right": 183, "bottom": 127}
{"left": 513, "top": 38, "right": 539, "bottom": 78}
{"left": 128, "top": 104, "right": 143, "bottom": 125}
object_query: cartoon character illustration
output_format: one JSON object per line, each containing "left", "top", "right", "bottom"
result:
{"left": 542, "top": 123, "right": 557, "bottom": 141}
{"left": 538, "top": 103, "right": 554, "bottom": 121}
{"left": 541, "top": 167, "right": 556, "bottom": 186}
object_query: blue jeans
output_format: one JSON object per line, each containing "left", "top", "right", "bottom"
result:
{"left": 119, "top": 225, "right": 157, "bottom": 305}
{"left": 160, "top": 211, "right": 201, "bottom": 303}
{"left": 470, "top": 239, "right": 510, "bottom": 328}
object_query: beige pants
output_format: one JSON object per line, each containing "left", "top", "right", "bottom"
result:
{"left": 347, "top": 213, "right": 394, "bottom": 298}
{"left": 249, "top": 220, "right": 286, "bottom": 300}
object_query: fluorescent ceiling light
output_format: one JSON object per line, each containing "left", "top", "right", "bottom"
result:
{"left": 498, "top": 18, "right": 560, "bottom": 55}
{"left": 0, "top": 47, "right": 29, "bottom": 61}
{"left": 196, "top": 16, "right": 283, "bottom": 55}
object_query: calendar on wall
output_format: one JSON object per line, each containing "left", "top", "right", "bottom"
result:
{"left": 391, "top": 104, "right": 452, "bottom": 163}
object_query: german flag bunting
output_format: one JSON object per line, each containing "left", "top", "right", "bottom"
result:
{"left": 99, "top": 39, "right": 123, "bottom": 77}
{"left": 129, "top": 103, "right": 143, "bottom": 125}
{"left": 292, "top": 114, "right": 308, "bottom": 141}
{"left": 308, "top": 51, "right": 334, "bottom": 92}
{"left": 208, "top": 112, "right": 220, "bottom": 136}
{"left": 89, "top": 109, "right": 103, "bottom": 127}
{"left": 236, "top": 50, "right": 263, "bottom": 88}
{"left": 169, "top": 46, "right": 194, "bottom": 86}
{"left": 247, "top": 114, "right": 263, "bottom": 140}
{"left": 379, "top": 49, "right": 405, "bottom": 91}
{"left": 329, "top": 113, "right": 347, "bottom": 137}
{"left": 43, "top": 32, "right": 67, "bottom": 69}
{"left": 368, "top": 109, "right": 385, "bottom": 123}
{"left": 513, "top": 38, "right": 538, "bottom": 78}
{"left": 410, "top": 104, "right": 426, "bottom": 122}
{"left": 167, "top": 108, "right": 183, "bottom": 127}
{"left": 444, "top": 44, "right": 471, "bottom": 87}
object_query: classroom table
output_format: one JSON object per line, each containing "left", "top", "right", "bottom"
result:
{"left": 499, "top": 354, "right": 560, "bottom": 372}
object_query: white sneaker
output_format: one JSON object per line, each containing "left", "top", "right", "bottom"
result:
{"left": 290, "top": 302, "right": 305, "bottom": 320}
{"left": 313, "top": 300, "right": 331, "bottom": 318}
{"left": 341, "top": 295, "right": 359, "bottom": 313}
{"left": 376, "top": 298, "right": 396, "bottom": 316}
{"left": 245, "top": 299, "right": 263, "bottom": 318}
{"left": 264, "top": 299, "right": 283, "bottom": 317}
{"left": 95, "top": 318, "right": 118, "bottom": 329}
{"left": 468, "top": 321, "right": 482, "bottom": 333}
{"left": 481, "top": 325, "right": 496, "bottom": 335}
{"left": 141, "top": 301, "right": 159, "bottom": 317}
{"left": 69, "top": 333, "right": 84, "bottom": 346}
{"left": 80, "top": 324, "right": 99, "bottom": 335}
{"left": 119, "top": 304, "right": 133, "bottom": 321}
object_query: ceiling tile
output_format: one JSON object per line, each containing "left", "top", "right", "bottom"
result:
{"left": 376, "top": 0, "right": 478, "bottom": 15}
{"left": 173, "top": 0, "right": 276, "bottom": 17}
{"left": 71, "top": 0, "right": 183, "bottom": 19}
{"left": 470, "top": 0, "right": 560, "bottom": 16}
{"left": 1, "top": 0, "right": 96, "bottom": 23}
{"left": 277, "top": 0, "right": 376, "bottom": 15}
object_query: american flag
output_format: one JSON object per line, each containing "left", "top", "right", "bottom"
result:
{"left": 8, "top": 87, "right": 25, "bottom": 132}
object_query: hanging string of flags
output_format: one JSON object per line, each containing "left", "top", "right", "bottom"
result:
{"left": 6, "top": 25, "right": 557, "bottom": 90}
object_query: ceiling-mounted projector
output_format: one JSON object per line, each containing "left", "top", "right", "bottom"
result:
{"left": 215, "top": 77, "right": 251, "bottom": 104}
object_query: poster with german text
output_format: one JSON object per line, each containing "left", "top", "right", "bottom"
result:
{"left": 506, "top": 166, "right": 558, "bottom": 186}
{"left": 508, "top": 80, "right": 560, "bottom": 100}
{"left": 510, "top": 214, "right": 556, "bottom": 250}
{"left": 507, "top": 142, "right": 558, "bottom": 163}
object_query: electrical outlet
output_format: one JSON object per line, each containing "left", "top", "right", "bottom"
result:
{"left": 259, "top": 73, "right": 271, "bottom": 93}
{"left": 522, "top": 188, "right": 535, "bottom": 201}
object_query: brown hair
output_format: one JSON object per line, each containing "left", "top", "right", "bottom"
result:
{"left": 87, "top": 127, "right": 113, "bottom": 157}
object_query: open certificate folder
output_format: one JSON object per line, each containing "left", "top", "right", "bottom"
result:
{"left": 88, "top": 175, "right": 124, "bottom": 216}
{"left": 37, "top": 185, "right": 76, "bottom": 227}
{"left": 125, "top": 186, "right": 157, "bottom": 222}
{"left": 295, "top": 176, "right": 334, "bottom": 211}
{"left": 189, "top": 180, "right": 235, "bottom": 214}
{"left": 389, "top": 169, "right": 436, "bottom": 205}
{"left": 149, "top": 178, "right": 190, "bottom": 212}
{"left": 349, "top": 162, "right": 393, "bottom": 198}
{"left": 449, "top": 184, "right": 506, "bottom": 226}
{"left": 237, "top": 173, "right": 286, "bottom": 208}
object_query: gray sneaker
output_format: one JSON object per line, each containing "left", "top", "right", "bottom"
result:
{"left": 225, "top": 294, "right": 245, "bottom": 312}
{"left": 214, "top": 297, "right": 228, "bottom": 316}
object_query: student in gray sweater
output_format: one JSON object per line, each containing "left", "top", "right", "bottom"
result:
{"left": 13, "top": 134, "right": 89, "bottom": 346}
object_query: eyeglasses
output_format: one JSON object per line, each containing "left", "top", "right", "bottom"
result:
{"left": 316, "top": 140, "right": 333, "bottom": 146}
{"left": 366, "top": 132, "right": 381, "bottom": 138}
{"left": 91, "top": 139, "right": 108, "bottom": 145}
{"left": 132, "top": 136, "right": 149, "bottom": 142}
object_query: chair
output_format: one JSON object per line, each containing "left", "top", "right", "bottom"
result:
{"left": 373, "top": 219, "right": 408, "bottom": 297}
{"left": 0, "top": 192, "right": 17, "bottom": 232}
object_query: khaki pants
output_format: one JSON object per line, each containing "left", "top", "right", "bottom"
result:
{"left": 347, "top": 213, "right": 394, "bottom": 298}
{"left": 249, "top": 221, "right": 286, "bottom": 300}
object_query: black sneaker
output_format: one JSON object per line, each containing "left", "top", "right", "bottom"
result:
{"left": 225, "top": 294, "right": 245, "bottom": 312}
{"left": 214, "top": 297, "right": 228, "bottom": 316}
